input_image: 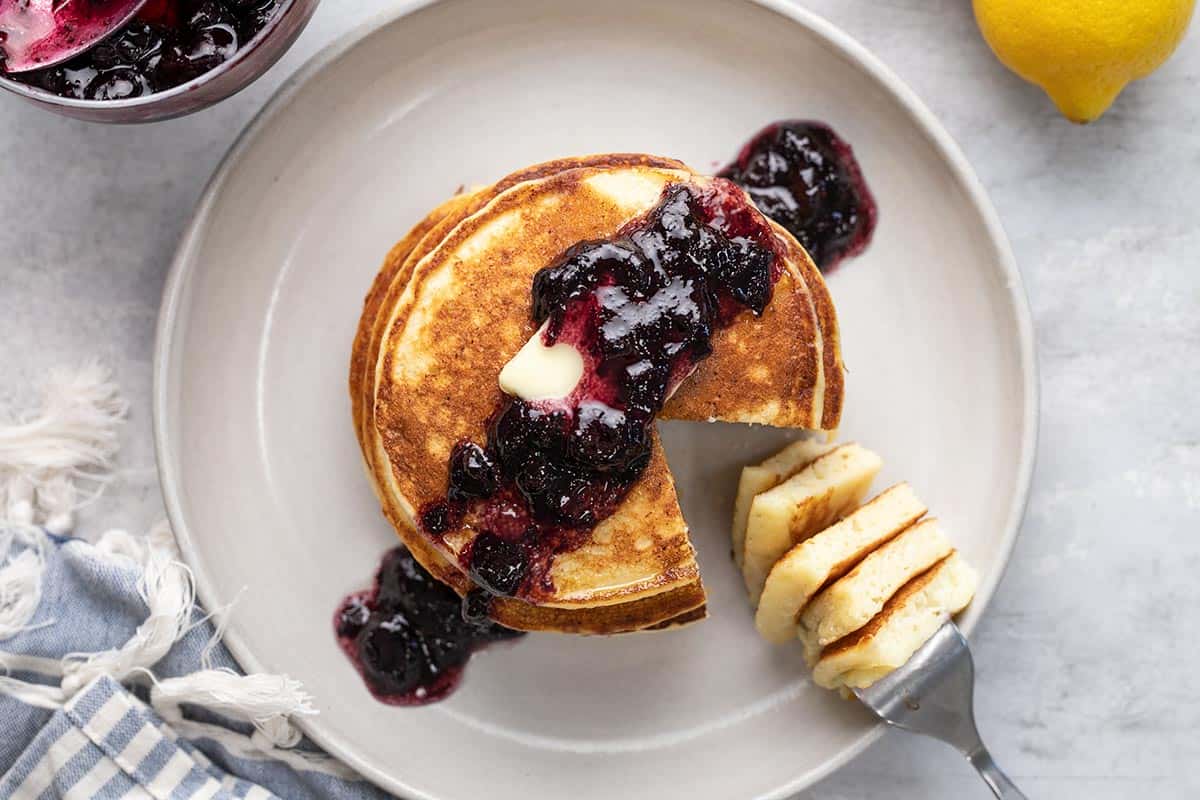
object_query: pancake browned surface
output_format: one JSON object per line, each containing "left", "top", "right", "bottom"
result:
{"left": 799, "top": 517, "right": 953, "bottom": 652}
{"left": 811, "top": 552, "right": 977, "bottom": 689}
{"left": 349, "top": 191, "right": 474, "bottom": 455}
{"left": 356, "top": 157, "right": 844, "bottom": 632}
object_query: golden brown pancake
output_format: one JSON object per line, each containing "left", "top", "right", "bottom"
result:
{"left": 353, "top": 157, "right": 843, "bottom": 632}
{"left": 351, "top": 157, "right": 709, "bottom": 632}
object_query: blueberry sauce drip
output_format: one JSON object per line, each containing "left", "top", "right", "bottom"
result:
{"left": 719, "top": 120, "right": 877, "bottom": 272}
{"left": 421, "top": 180, "right": 782, "bottom": 605}
{"left": 5, "top": 0, "right": 280, "bottom": 100}
{"left": 335, "top": 547, "right": 523, "bottom": 705}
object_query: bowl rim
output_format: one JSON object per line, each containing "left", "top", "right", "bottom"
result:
{"left": 152, "top": 0, "right": 1040, "bottom": 797}
{"left": 0, "top": 0, "right": 304, "bottom": 108}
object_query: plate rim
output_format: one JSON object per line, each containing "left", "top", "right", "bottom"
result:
{"left": 153, "top": 1, "right": 1039, "bottom": 797}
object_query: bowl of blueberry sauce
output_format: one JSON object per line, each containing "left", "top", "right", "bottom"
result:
{"left": 0, "top": 0, "right": 319, "bottom": 122}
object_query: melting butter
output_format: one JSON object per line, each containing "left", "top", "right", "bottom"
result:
{"left": 498, "top": 322, "right": 584, "bottom": 402}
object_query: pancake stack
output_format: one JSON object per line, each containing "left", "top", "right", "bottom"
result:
{"left": 736, "top": 445, "right": 978, "bottom": 690}
{"left": 351, "top": 155, "right": 845, "bottom": 634}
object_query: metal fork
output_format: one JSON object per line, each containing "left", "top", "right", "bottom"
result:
{"left": 852, "top": 622, "right": 1029, "bottom": 799}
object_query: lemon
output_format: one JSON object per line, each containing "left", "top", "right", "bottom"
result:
{"left": 973, "top": 0, "right": 1195, "bottom": 122}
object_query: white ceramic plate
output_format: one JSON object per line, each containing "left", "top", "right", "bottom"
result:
{"left": 154, "top": 1, "right": 1036, "bottom": 797}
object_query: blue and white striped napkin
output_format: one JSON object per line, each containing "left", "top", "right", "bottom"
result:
{"left": 0, "top": 365, "right": 394, "bottom": 799}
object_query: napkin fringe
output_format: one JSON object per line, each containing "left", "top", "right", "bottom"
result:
{"left": 149, "top": 669, "right": 318, "bottom": 749}
{"left": 0, "top": 360, "right": 127, "bottom": 535}
{"left": 0, "top": 363, "right": 333, "bottom": 776}
{"left": 0, "top": 525, "right": 52, "bottom": 639}
{"left": 61, "top": 521, "right": 197, "bottom": 694}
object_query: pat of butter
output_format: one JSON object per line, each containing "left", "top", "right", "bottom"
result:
{"left": 498, "top": 322, "right": 584, "bottom": 402}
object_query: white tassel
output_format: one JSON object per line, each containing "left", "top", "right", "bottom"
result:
{"left": 0, "top": 650, "right": 63, "bottom": 677}
{"left": 0, "top": 526, "right": 52, "bottom": 640}
{"left": 0, "top": 647, "right": 64, "bottom": 709}
{"left": 166, "top": 716, "right": 362, "bottom": 780}
{"left": 0, "top": 649, "right": 65, "bottom": 713}
{"left": 92, "top": 526, "right": 149, "bottom": 564}
{"left": 5, "top": 476, "right": 35, "bottom": 526}
{"left": 0, "top": 361, "right": 128, "bottom": 530}
{"left": 198, "top": 588, "right": 246, "bottom": 671}
{"left": 150, "top": 669, "right": 317, "bottom": 749}
{"left": 61, "top": 522, "right": 195, "bottom": 695}
{"left": 0, "top": 674, "right": 64, "bottom": 709}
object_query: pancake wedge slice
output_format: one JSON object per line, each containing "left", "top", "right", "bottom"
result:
{"left": 811, "top": 553, "right": 977, "bottom": 690}
{"left": 755, "top": 482, "right": 927, "bottom": 645}
{"left": 732, "top": 438, "right": 839, "bottom": 569}
{"left": 742, "top": 443, "right": 882, "bottom": 604}
{"left": 799, "top": 518, "right": 953, "bottom": 653}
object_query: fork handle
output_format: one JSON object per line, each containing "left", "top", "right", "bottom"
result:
{"left": 968, "top": 746, "right": 1028, "bottom": 799}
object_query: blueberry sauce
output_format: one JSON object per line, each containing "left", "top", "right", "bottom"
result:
{"left": 335, "top": 547, "right": 523, "bottom": 705}
{"left": 4, "top": 0, "right": 281, "bottom": 100}
{"left": 421, "top": 180, "right": 782, "bottom": 606}
{"left": 719, "top": 120, "right": 877, "bottom": 272}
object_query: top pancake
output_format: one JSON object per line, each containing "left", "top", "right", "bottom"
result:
{"left": 353, "top": 157, "right": 715, "bottom": 632}
{"left": 354, "top": 156, "right": 844, "bottom": 631}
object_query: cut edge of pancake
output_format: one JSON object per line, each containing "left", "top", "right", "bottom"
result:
{"left": 742, "top": 443, "right": 883, "bottom": 604}
{"left": 731, "top": 438, "right": 839, "bottom": 569}
{"left": 811, "top": 552, "right": 978, "bottom": 690}
{"left": 754, "top": 482, "right": 926, "bottom": 644}
{"left": 799, "top": 517, "right": 953, "bottom": 653}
